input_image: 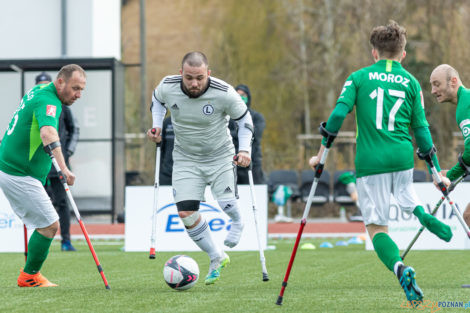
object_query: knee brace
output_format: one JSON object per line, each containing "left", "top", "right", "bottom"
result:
{"left": 176, "top": 200, "right": 200, "bottom": 212}
{"left": 181, "top": 211, "right": 201, "bottom": 227}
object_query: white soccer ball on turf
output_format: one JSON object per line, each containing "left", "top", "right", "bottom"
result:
{"left": 163, "top": 255, "right": 199, "bottom": 290}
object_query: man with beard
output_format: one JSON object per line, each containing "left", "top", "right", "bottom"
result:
{"left": 147, "top": 52, "right": 253, "bottom": 285}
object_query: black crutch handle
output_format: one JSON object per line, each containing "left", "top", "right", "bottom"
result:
{"left": 417, "top": 146, "right": 448, "bottom": 195}
{"left": 151, "top": 128, "right": 162, "bottom": 147}
{"left": 43, "top": 142, "right": 67, "bottom": 184}
{"left": 233, "top": 155, "right": 252, "bottom": 170}
{"left": 319, "top": 122, "right": 337, "bottom": 148}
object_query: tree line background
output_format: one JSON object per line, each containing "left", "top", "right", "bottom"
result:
{"left": 122, "top": 0, "right": 470, "bottom": 184}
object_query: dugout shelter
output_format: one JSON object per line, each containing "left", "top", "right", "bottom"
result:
{"left": 0, "top": 58, "right": 125, "bottom": 222}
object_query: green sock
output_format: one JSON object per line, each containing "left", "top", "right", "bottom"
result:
{"left": 413, "top": 205, "right": 452, "bottom": 242}
{"left": 24, "top": 230, "right": 53, "bottom": 275}
{"left": 372, "top": 232, "right": 402, "bottom": 272}
{"left": 413, "top": 205, "right": 428, "bottom": 223}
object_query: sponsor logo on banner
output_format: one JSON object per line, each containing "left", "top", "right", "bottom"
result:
{"left": 0, "top": 190, "right": 29, "bottom": 252}
{"left": 0, "top": 212, "right": 22, "bottom": 230}
{"left": 124, "top": 185, "right": 268, "bottom": 252}
{"left": 158, "top": 202, "right": 232, "bottom": 233}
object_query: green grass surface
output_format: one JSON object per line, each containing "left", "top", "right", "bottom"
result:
{"left": 0, "top": 238, "right": 469, "bottom": 313}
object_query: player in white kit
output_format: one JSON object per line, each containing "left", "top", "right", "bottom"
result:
{"left": 147, "top": 52, "right": 253, "bottom": 285}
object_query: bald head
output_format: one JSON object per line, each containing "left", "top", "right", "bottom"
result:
{"left": 430, "top": 64, "right": 462, "bottom": 104}
{"left": 431, "top": 64, "right": 461, "bottom": 84}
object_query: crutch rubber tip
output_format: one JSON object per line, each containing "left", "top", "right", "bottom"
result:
{"left": 262, "top": 273, "right": 269, "bottom": 281}
{"left": 106, "top": 285, "right": 111, "bottom": 290}
{"left": 276, "top": 296, "right": 283, "bottom": 305}
{"left": 149, "top": 254, "right": 156, "bottom": 259}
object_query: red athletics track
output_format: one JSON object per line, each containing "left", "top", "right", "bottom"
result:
{"left": 66, "top": 222, "right": 365, "bottom": 237}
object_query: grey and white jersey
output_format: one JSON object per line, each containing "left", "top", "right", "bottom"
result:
{"left": 153, "top": 75, "right": 248, "bottom": 158}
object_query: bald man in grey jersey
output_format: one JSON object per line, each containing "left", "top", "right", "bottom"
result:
{"left": 147, "top": 51, "right": 253, "bottom": 285}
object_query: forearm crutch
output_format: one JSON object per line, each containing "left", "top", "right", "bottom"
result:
{"left": 244, "top": 159, "right": 269, "bottom": 281}
{"left": 401, "top": 173, "right": 466, "bottom": 260}
{"left": 276, "top": 122, "right": 337, "bottom": 306}
{"left": 44, "top": 144, "right": 110, "bottom": 290}
{"left": 149, "top": 128, "right": 162, "bottom": 259}
{"left": 233, "top": 153, "right": 269, "bottom": 281}
{"left": 417, "top": 148, "right": 470, "bottom": 238}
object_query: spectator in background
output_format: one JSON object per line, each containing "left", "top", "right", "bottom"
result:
{"left": 159, "top": 116, "right": 174, "bottom": 185}
{"left": 229, "top": 84, "right": 266, "bottom": 184}
{"left": 35, "top": 72, "right": 52, "bottom": 85}
{"left": 37, "top": 72, "right": 80, "bottom": 252}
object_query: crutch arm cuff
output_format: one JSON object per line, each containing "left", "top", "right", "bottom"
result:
{"left": 416, "top": 146, "right": 437, "bottom": 163}
{"left": 458, "top": 153, "right": 470, "bottom": 175}
{"left": 319, "top": 122, "right": 338, "bottom": 148}
{"left": 43, "top": 141, "right": 61, "bottom": 156}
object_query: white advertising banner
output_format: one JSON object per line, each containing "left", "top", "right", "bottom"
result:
{"left": 366, "top": 182, "right": 470, "bottom": 250}
{"left": 125, "top": 185, "right": 268, "bottom": 252}
{"left": 0, "top": 189, "right": 29, "bottom": 253}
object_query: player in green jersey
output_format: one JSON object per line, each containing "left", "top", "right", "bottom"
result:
{"left": 310, "top": 21, "right": 452, "bottom": 306}
{"left": 0, "top": 64, "right": 86, "bottom": 287}
{"left": 430, "top": 64, "right": 470, "bottom": 226}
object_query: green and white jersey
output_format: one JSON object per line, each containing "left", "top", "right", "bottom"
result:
{"left": 0, "top": 83, "right": 62, "bottom": 184}
{"left": 447, "top": 86, "right": 470, "bottom": 180}
{"left": 338, "top": 59, "right": 428, "bottom": 177}
{"left": 153, "top": 75, "right": 248, "bottom": 159}
{"left": 456, "top": 86, "right": 470, "bottom": 145}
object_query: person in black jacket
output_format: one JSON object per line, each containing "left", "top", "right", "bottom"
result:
{"left": 159, "top": 116, "right": 174, "bottom": 185}
{"left": 37, "top": 72, "right": 80, "bottom": 251}
{"left": 229, "top": 84, "right": 266, "bottom": 184}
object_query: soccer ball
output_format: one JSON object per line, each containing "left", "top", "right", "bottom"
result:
{"left": 163, "top": 255, "right": 199, "bottom": 290}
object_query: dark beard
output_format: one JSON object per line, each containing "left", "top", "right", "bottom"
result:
{"left": 181, "top": 82, "right": 208, "bottom": 98}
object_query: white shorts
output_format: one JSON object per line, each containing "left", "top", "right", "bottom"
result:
{"left": 172, "top": 150, "right": 237, "bottom": 203}
{"left": 0, "top": 170, "right": 58, "bottom": 229}
{"left": 356, "top": 169, "right": 421, "bottom": 226}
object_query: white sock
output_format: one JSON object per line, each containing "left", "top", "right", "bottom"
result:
{"left": 393, "top": 261, "right": 404, "bottom": 276}
{"left": 218, "top": 199, "right": 244, "bottom": 247}
{"left": 186, "top": 218, "right": 221, "bottom": 260}
{"left": 218, "top": 199, "right": 241, "bottom": 222}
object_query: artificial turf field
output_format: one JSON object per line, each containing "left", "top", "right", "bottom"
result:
{"left": 0, "top": 238, "right": 469, "bottom": 313}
